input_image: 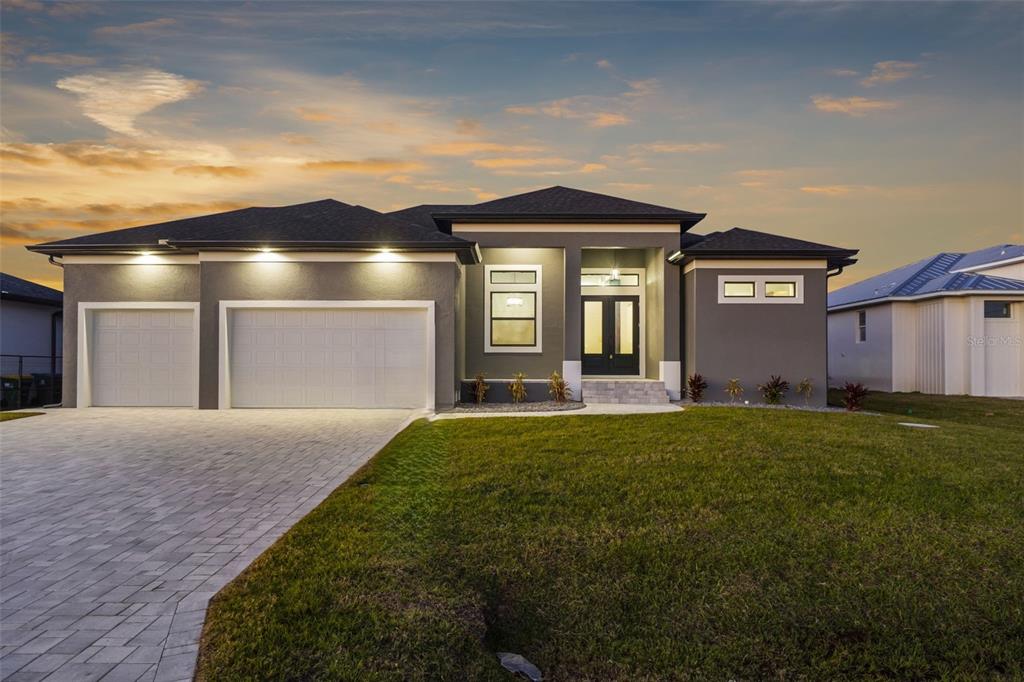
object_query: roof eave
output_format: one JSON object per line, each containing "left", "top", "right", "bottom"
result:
{"left": 434, "top": 212, "right": 706, "bottom": 226}
{"left": 0, "top": 292, "right": 63, "bottom": 306}
{"left": 828, "top": 288, "right": 1024, "bottom": 312}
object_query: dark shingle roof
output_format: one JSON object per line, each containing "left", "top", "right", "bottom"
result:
{"left": 674, "top": 227, "right": 858, "bottom": 267}
{"left": 387, "top": 204, "right": 467, "bottom": 230}
{"left": 828, "top": 246, "right": 1024, "bottom": 309}
{"left": 27, "top": 199, "right": 478, "bottom": 262}
{"left": 0, "top": 272, "right": 62, "bottom": 306}
{"left": 426, "top": 186, "right": 705, "bottom": 224}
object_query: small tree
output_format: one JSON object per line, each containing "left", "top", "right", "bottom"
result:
{"left": 687, "top": 373, "right": 708, "bottom": 402}
{"left": 842, "top": 382, "right": 869, "bottom": 411}
{"left": 725, "top": 378, "right": 743, "bottom": 404}
{"left": 758, "top": 375, "right": 789, "bottom": 405}
{"left": 471, "top": 372, "right": 489, "bottom": 404}
{"left": 508, "top": 372, "right": 527, "bottom": 404}
{"left": 548, "top": 371, "right": 572, "bottom": 403}
{"left": 796, "top": 378, "right": 814, "bottom": 406}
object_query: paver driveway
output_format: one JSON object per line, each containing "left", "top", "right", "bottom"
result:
{"left": 0, "top": 408, "right": 417, "bottom": 682}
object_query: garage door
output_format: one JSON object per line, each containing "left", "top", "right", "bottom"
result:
{"left": 229, "top": 307, "right": 428, "bottom": 408}
{"left": 91, "top": 309, "right": 196, "bottom": 406}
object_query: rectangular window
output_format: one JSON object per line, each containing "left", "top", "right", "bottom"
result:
{"left": 857, "top": 310, "right": 867, "bottom": 342}
{"left": 581, "top": 273, "right": 641, "bottom": 287}
{"left": 485, "top": 265, "right": 542, "bottom": 352}
{"left": 984, "top": 301, "right": 1012, "bottom": 319}
{"left": 765, "top": 281, "right": 796, "bottom": 298}
{"left": 723, "top": 281, "right": 755, "bottom": 298}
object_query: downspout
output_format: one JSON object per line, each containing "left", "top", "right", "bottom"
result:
{"left": 827, "top": 265, "right": 845, "bottom": 279}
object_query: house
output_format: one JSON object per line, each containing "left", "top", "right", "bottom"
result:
{"left": 1, "top": 273, "right": 63, "bottom": 408}
{"left": 26, "top": 186, "right": 857, "bottom": 409}
{"left": 827, "top": 245, "right": 1024, "bottom": 397}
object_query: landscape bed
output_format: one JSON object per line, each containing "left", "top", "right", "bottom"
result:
{"left": 198, "top": 396, "right": 1024, "bottom": 680}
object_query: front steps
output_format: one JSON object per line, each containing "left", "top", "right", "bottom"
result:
{"left": 582, "top": 379, "right": 669, "bottom": 404}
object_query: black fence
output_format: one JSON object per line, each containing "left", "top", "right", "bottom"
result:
{"left": 1, "top": 355, "right": 62, "bottom": 410}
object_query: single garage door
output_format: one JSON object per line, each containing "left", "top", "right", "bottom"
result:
{"left": 91, "top": 309, "right": 196, "bottom": 406}
{"left": 229, "top": 307, "right": 428, "bottom": 408}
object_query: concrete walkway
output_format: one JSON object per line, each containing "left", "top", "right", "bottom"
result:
{"left": 0, "top": 408, "right": 417, "bottom": 682}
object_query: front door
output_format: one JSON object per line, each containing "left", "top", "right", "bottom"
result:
{"left": 582, "top": 296, "right": 640, "bottom": 375}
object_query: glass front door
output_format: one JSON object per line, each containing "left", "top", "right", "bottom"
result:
{"left": 581, "top": 295, "right": 640, "bottom": 375}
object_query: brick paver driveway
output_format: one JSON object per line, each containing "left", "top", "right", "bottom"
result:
{"left": 0, "top": 408, "right": 416, "bottom": 682}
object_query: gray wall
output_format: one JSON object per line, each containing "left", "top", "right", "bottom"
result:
{"left": 687, "top": 266, "right": 829, "bottom": 406}
{"left": 1, "top": 300, "right": 62, "bottom": 357}
{"left": 827, "top": 305, "right": 894, "bottom": 391}
{"left": 59, "top": 261, "right": 459, "bottom": 409}
{"left": 61, "top": 264, "right": 201, "bottom": 407}
{"left": 461, "top": 248, "right": 564, "bottom": 380}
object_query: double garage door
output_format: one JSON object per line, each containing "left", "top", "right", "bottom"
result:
{"left": 88, "top": 306, "right": 429, "bottom": 408}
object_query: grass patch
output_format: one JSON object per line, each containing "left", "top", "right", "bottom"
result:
{"left": 198, "top": 406, "right": 1024, "bottom": 680}
{"left": 0, "top": 411, "right": 44, "bottom": 422}
{"left": 828, "top": 389, "right": 1024, "bottom": 431}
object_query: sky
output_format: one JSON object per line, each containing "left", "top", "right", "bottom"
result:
{"left": 1, "top": 1, "right": 1022, "bottom": 291}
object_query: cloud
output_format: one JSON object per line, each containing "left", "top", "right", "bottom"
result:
{"left": 57, "top": 69, "right": 204, "bottom": 135}
{"left": 26, "top": 53, "right": 97, "bottom": 67}
{"left": 580, "top": 163, "right": 606, "bottom": 173}
{"left": 811, "top": 95, "right": 900, "bottom": 116}
{"left": 94, "top": 18, "right": 178, "bottom": 36}
{"left": 0, "top": 143, "right": 51, "bottom": 166}
{"left": 590, "top": 112, "right": 631, "bottom": 127}
{"left": 0, "top": 225, "right": 41, "bottom": 246}
{"left": 173, "top": 165, "right": 254, "bottom": 178}
{"left": 631, "top": 142, "right": 724, "bottom": 153}
{"left": 471, "top": 157, "right": 575, "bottom": 169}
{"left": 505, "top": 105, "right": 539, "bottom": 115}
{"left": 596, "top": 59, "right": 613, "bottom": 70}
{"left": 300, "top": 158, "right": 426, "bottom": 174}
{"left": 800, "top": 184, "right": 877, "bottom": 196}
{"left": 623, "top": 78, "right": 660, "bottom": 98}
{"left": 860, "top": 60, "right": 919, "bottom": 87}
{"left": 385, "top": 174, "right": 414, "bottom": 184}
{"left": 455, "top": 118, "right": 482, "bottom": 135}
{"left": 279, "top": 132, "right": 315, "bottom": 145}
{"left": 606, "top": 182, "right": 653, "bottom": 190}
{"left": 294, "top": 106, "right": 337, "bottom": 122}
{"left": 828, "top": 68, "right": 860, "bottom": 77}
{"left": 417, "top": 140, "right": 543, "bottom": 156}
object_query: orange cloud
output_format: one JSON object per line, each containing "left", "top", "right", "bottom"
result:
{"left": 94, "top": 18, "right": 178, "bottom": 36}
{"left": 861, "top": 60, "right": 919, "bottom": 87}
{"left": 295, "top": 107, "right": 337, "bottom": 122}
{"left": 471, "top": 157, "right": 575, "bottom": 169}
{"left": 811, "top": 95, "right": 900, "bottom": 116}
{"left": 301, "top": 158, "right": 425, "bottom": 174}
{"left": 631, "top": 142, "right": 724, "bottom": 153}
{"left": 417, "top": 141, "right": 543, "bottom": 156}
{"left": 505, "top": 105, "right": 539, "bottom": 115}
{"left": 279, "top": 132, "right": 315, "bottom": 145}
{"left": 173, "top": 165, "right": 255, "bottom": 178}
{"left": 580, "top": 163, "right": 606, "bottom": 173}
{"left": 590, "top": 112, "right": 630, "bottom": 128}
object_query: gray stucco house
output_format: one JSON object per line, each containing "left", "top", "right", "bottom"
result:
{"left": 27, "top": 186, "right": 857, "bottom": 409}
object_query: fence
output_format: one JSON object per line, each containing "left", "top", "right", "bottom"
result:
{"left": 1, "top": 354, "right": 62, "bottom": 410}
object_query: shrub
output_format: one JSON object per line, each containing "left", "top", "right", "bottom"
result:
{"left": 471, "top": 372, "right": 489, "bottom": 404}
{"left": 724, "top": 378, "right": 743, "bottom": 403}
{"left": 687, "top": 373, "right": 708, "bottom": 402}
{"left": 796, "top": 378, "right": 814, "bottom": 406}
{"left": 548, "top": 371, "right": 572, "bottom": 404}
{"left": 508, "top": 372, "right": 527, "bottom": 404}
{"left": 842, "top": 382, "right": 869, "bottom": 411}
{"left": 758, "top": 375, "right": 789, "bottom": 405}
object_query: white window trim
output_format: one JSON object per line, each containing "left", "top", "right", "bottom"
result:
{"left": 717, "top": 275, "right": 804, "bottom": 304}
{"left": 581, "top": 267, "right": 646, "bottom": 378}
{"left": 856, "top": 309, "right": 867, "bottom": 343}
{"left": 76, "top": 301, "right": 201, "bottom": 409}
{"left": 218, "top": 300, "right": 436, "bottom": 410}
{"left": 484, "top": 264, "right": 543, "bottom": 353}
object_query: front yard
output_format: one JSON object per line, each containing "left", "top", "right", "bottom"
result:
{"left": 198, "top": 398, "right": 1024, "bottom": 680}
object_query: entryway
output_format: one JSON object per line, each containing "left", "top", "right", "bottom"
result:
{"left": 582, "top": 295, "right": 640, "bottom": 375}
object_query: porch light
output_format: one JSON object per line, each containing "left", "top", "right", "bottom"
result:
{"left": 260, "top": 247, "right": 273, "bottom": 253}
{"left": 611, "top": 268, "right": 620, "bottom": 280}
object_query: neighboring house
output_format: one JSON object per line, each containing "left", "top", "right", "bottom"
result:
{"left": 26, "top": 186, "right": 857, "bottom": 409}
{"left": 1, "top": 273, "right": 63, "bottom": 408}
{"left": 828, "top": 245, "right": 1024, "bottom": 397}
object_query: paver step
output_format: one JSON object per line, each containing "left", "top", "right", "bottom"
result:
{"left": 582, "top": 380, "right": 669, "bottom": 404}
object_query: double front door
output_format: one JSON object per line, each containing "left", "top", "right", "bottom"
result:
{"left": 582, "top": 295, "right": 640, "bottom": 375}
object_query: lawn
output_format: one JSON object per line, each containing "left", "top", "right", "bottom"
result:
{"left": 0, "top": 411, "right": 43, "bottom": 422}
{"left": 198, "top": 404, "right": 1024, "bottom": 680}
{"left": 828, "top": 389, "right": 1024, "bottom": 431}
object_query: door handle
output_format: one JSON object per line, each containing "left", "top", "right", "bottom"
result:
{"left": 608, "top": 354, "right": 613, "bottom": 359}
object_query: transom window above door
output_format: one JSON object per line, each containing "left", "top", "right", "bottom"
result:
{"left": 581, "top": 272, "right": 641, "bottom": 287}
{"left": 485, "top": 264, "right": 542, "bottom": 353}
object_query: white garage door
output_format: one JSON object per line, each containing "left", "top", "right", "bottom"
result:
{"left": 229, "top": 307, "right": 428, "bottom": 408}
{"left": 91, "top": 309, "right": 196, "bottom": 406}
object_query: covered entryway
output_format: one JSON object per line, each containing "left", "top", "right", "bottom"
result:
{"left": 224, "top": 302, "right": 433, "bottom": 409}
{"left": 82, "top": 304, "right": 198, "bottom": 407}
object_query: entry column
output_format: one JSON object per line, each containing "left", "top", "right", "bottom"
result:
{"left": 563, "top": 245, "right": 582, "bottom": 398}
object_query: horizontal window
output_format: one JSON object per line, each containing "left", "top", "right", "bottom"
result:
{"left": 984, "top": 301, "right": 1012, "bottom": 319}
{"left": 581, "top": 273, "right": 641, "bottom": 287}
{"left": 490, "top": 270, "right": 536, "bottom": 285}
{"left": 723, "top": 281, "right": 755, "bottom": 298}
{"left": 765, "top": 281, "right": 796, "bottom": 298}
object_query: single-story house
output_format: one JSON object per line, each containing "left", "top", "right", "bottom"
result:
{"left": 827, "top": 244, "right": 1024, "bottom": 397}
{"left": 1, "top": 273, "right": 63, "bottom": 408}
{"left": 26, "top": 186, "right": 857, "bottom": 409}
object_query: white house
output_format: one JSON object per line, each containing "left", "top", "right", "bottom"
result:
{"left": 827, "top": 245, "right": 1024, "bottom": 398}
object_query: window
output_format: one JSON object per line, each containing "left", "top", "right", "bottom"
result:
{"left": 581, "top": 273, "right": 641, "bottom": 287}
{"left": 723, "top": 281, "right": 755, "bottom": 298}
{"left": 984, "top": 300, "right": 1012, "bottom": 319}
{"left": 857, "top": 310, "right": 867, "bottom": 342}
{"left": 765, "top": 281, "right": 796, "bottom": 298}
{"left": 485, "top": 265, "right": 542, "bottom": 352}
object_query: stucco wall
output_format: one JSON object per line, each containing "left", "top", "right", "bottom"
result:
{"left": 827, "top": 304, "right": 894, "bottom": 391}
{"left": 1, "top": 300, "right": 61, "bottom": 358}
{"left": 60, "top": 264, "right": 201, "bottom": 407}
{"left": 689, "top": 266, "right": 829, "bottom": 406}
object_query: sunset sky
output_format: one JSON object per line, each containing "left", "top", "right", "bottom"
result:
{"left": 1, "top": 1, "right": 1021, "bottom": 291}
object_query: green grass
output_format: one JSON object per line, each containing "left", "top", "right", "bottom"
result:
{"left": 0, "top": 411, "right": 43, "bottom": 422}
{"left": 198, "top": 405, "right": 1024, "bottom": 680}
{"left": 828, "top": 389, "right": 1024, "bottom": 431}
